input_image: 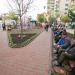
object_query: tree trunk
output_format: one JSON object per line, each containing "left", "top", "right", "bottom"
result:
{"left": 20, "top": 15, "right": 23, "bottom": 34}
{"left": 19, "top": 15, "right": 24, "bottom": 39}
{"left": 15, "top": 20, "right": 17, "bottom": 29}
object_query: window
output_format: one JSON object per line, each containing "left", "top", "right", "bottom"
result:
{"left": 47, "top": 6, "right": 50, "bottom": 9}
{"left": 64, "top": 12, "right": 67, "bottom": 14}
{"left": 71, "top": 0, "right": 74, "bottom": 1}
{"left": 51, "top": 2, "right": 54, "bottom": 4}
{"left": 55, "top": 10, "right": 59, "bottom": 12}
{"left": 51, "top": 8, "right": 54, "bottom": 10}
{"left": 65, "top": 8, "right": 68, "bottom": 10}
{"left": 65, "top": 4, "right": 68, "bottom": 6}
{"left": 56, "top": 5, "right": 59, "bottom": 8}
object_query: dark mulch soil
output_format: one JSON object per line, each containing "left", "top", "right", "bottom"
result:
{"left": 9, "top": 33, "right": 37, "bottom": 48}
{"left": 11, "top": 34, "right": 35, "bottom": 44}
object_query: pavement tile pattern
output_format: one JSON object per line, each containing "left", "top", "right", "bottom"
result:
{"left": 0, "top": 29, "right": 51, "bottom": 75}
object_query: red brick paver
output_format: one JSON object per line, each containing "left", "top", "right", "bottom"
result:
{"left": 0, "top": 29, "right": 51, "bottom": 75}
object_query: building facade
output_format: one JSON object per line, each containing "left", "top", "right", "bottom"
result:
{"left": 54, "top": 0, "right": 60, "bottom": 17}
{"left": 70, "top": 0, "right": 75, "bottom": 8}
{"left": 47, "top": 0, "right": 55, "bottom": 16}
{"left": 47, "top": 0, "right": 74, "bottom": 17}
{"left": 59, "top": 0, "right": 71, "bottom": 16}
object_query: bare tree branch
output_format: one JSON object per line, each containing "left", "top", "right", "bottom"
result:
{"left": 7, "top": 0, "right": 33, "bottom": 33}
{"left": 7, "top": 0, "right": 33, "bottom": 16}
{"left": 7, "top": 0, "right": 21, "bottom": 11}
{"left": 23, "top": 0, "right": 33, "bottom": 15}
{"left": 7, "top": 0, "right": 14, "bottom": 10}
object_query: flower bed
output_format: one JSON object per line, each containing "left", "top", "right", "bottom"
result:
{"left": 8, "top": 33, "right": 38, "bottom": 48}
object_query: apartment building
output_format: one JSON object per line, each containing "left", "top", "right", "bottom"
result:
{"left": 70, "top": 0, "right": 75, "bottom": 7}
{"left": 47, "top": 0, "right": 74, "bottom": 17}
{"left": 47, "top": 0, "right": 55, "bottom": 15}
{"left": 54, "top": 0, "right": 60, "bottom": 17}
{"left": 59, "top": 0, "right": 71, "bottom": 16}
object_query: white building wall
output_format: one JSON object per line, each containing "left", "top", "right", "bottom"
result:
{"left": 59, "top": 0, "right": 71, "bottom": 16}
{"left": 47, "top": 0, "right": 73, "bottom": 17}
{"left": 47, "top": 0, "right": 55, "bottom": 15}
{"left": 54, "top": 0, "right": 60, "bottom": 17}
{"left": 21, "top": 15, "right": 32, "bottom": 30}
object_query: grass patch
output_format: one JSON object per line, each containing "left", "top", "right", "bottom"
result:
{"left": 8, "top": 33, "right": 38, "bottom": 48}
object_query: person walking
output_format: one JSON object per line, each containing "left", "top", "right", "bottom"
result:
{"left": 45, "top": 22, "right": 49, "bottom": 31}
{"left": 2, "top": 23, "right": 6, "bottom": 31}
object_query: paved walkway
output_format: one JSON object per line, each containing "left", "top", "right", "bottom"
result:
{"left": 66, "top": 29, "right": 74, "bottom": 34}
{"left": 0, "top": 29, "right": 52, "bottom": 75}
{"left": 0, "top": 31, "right": 9, "bottom": 50}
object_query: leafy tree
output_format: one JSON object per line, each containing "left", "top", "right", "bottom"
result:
{"left": 37, "top": 14, "right": 46, "bottom": 23}
{"left": 55, "top": 11, "right": 60, "bottom": 18}
{"left": 8, "top": 12, "right": 18, "bottom": 21}
{"left": 48, "top": 16, "right": 56, "bottom": 25}
{"left": 61, "top": 15, "right": 71, "bottom": 23}
{"left": 68, "top": 10, "right": 75, "bottom": 22}
{"left": 8, "top": 12, "right": 18, "bottom": 27}
{"left": 7, "top": 0, "right": 33, "bottom": 33}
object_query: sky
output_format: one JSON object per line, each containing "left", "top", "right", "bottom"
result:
{"left": 27, "top": 0, "right": 47, "bottom": 20}
{"left": 0, "top": 0, "right": 47, "bottom": 20}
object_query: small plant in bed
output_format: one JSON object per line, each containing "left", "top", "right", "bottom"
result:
{"left": 9, "top": 33, "right": 37, "bottom": 48}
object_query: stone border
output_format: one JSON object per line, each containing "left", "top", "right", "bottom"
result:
{"left": 8, "top": 32, "right": 41, "bottom": 48}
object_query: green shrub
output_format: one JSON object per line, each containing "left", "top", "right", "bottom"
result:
{"left": 8, "top": 33, "right": 38, "bottom": 48}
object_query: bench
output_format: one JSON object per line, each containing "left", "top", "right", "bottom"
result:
{"left": 69, "top": 61, "right": 75, "bottom": 68}
{"left": 53, "top": 66, "right": 66, "bottom": 75}
{"left": 52, "top": 29, "right": 75, "bottom": 74}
